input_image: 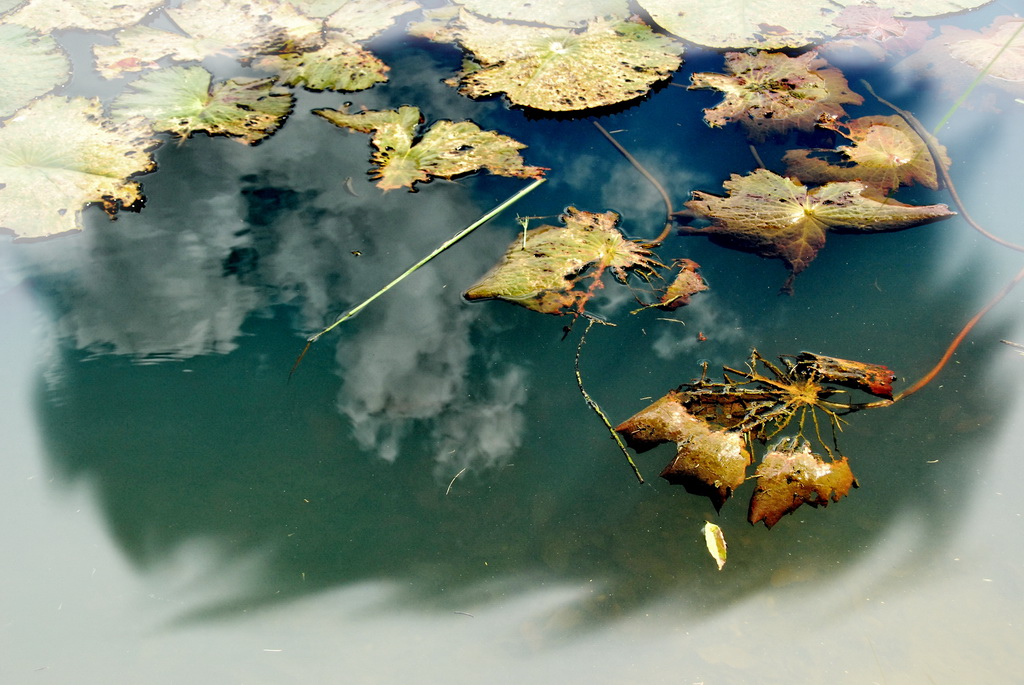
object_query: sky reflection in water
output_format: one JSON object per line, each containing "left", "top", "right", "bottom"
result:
{"left": 2, "top": 8, "right": 1024, "bottom": 683}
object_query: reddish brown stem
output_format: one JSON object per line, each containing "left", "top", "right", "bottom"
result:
{"left": 894, "top": 263, "right": 1024, "bottom": 402}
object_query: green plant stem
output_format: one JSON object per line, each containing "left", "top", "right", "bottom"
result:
{"left": 575, "top": 318, "right": 645, "bottom": 483}
{"left": 289, "top": 178, "right": 545, "bottom": 377}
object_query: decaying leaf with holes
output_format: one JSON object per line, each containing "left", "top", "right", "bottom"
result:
{"left": 615, "top": 350, "right": 893, "bottom": 522}
{"left": 748, "top": 439, "right": 858, "bottom": 528}
{"left": 314, "top": 105, "right": 545, "bottom": 190}
{"left": 464, "top": 208, "right": 659, "bottom": 315}
{"left": 410, "top": 9, "right": 683, "bottom": 111}
{"left": 783, "top": 115, "right": 950, "bottom": 194}
{"left": 680, "top": 168, "right": 955, "bottom": 292}
{"left": 689, "top": 51, "right": 862, "bottom": 141}
{"left": 0, "top": 96, "right": 160, "bottom": 241}
{"left": 110, "top": 66, "right": 293, "bottom": 144}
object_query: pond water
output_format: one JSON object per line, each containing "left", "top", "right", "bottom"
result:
{"left": 2, "top": 4, "right": 1023, "bottom": 684}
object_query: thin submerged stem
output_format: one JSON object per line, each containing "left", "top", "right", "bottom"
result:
{"left": 289, "top": 178, "right": 545, "bottom": 378}
{"left": 861, "top": 80, "right": 1024, "bottom": 254}
{"left": 592, "top": 121, "right": 675, "bottom": 245}
{"left": 575, "top": 318, "right": 644, "bottom": 483}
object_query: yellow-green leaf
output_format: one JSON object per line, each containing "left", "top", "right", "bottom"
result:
{"left": 314, "top": 105, "right": 545, "bottom": 190}
{"left": 411, "top": 10, "right": 683, "bottom": 111}
{"left": 703, "top": 521, "right": 727, "bottom": 571}
{"left": 465, "top": 208, "right": 659, "bottom": 315}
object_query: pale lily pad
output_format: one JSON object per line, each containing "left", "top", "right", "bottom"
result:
{"left": 0, "top": 0, "right": 24, "bottom": 15}
{"left": 111, "top": 66, "right": 293, "bottom": 144}
{"left": 464, "top": 208, "right": 659, "bottom": 315}
{"left": 4, "top": 0, "right": 165, "bottom": 32}
{"left": 323, "top": 0, "right": 419, "bottom": 40}
{"left": 690, "top": 51, "right": 862, "bottom": 141}
{"left": 94, "top": 0, "right": 323, "bottom": 78}
{"left": 948, "top": 16, "right": 1024, "bottom": 82}
{"left": 314, "top": 105, "right": 545, "bottom": 190}
{"left": 411, "top": 10, "right": 683, "bottom": 111}
{"left": 640, "top": 0, "right": 993, "bottom": 49}
{"left": 454, "top": 0, "right": 630, "bottom": 28}
{"left": 0, "top": 23, "right": 71, "bottom": 119}
{"left": 0, "top": 97, "right": 160, "bottom": 241}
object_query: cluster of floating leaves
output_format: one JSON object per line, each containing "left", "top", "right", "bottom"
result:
{"left": 0, "top": 0, "right": 1019, "bottom": 553}
{"left": 615, "top": 350, "right": 894, "bottom": 527}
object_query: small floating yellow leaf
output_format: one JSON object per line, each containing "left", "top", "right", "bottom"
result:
{"left": 703, "top": 521, "right": 727, "bottom": 571}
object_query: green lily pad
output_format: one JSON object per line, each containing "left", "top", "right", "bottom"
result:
{"left": 0, "top": 23, "right": 71, "bottom": 119}
{"left": 411, "top": 10, "right": 683, "bottom": 111}
{"left": 254, "top": 33, "right": 389, "bottom": 92}
{"left": 314, "top": 105, "right": 545, "bottom": 191}
{"left": 94, "top": 0, "right": 323, "bottom": 78}
{"left": 640, "top": 0, "right": 994, "bottom": 49}
{"left": 0, "top": 96, "right": 160, "bottom": 241}
{"left": 111, "top": 66, "right": 293, "bottom": 144}
{"left": 464, "top": 207, "right": 659, "bottom": 315}
{"left": 4, "top": 0, "right": 165, "bottom": 32}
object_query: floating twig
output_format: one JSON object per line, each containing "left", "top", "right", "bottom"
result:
{"left": 575, "top": 318, "right": 644, "bottom": 483}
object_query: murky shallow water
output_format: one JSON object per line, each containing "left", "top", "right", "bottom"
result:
{"left": 2, "top": 5, "right": 1024, "bottom": 684}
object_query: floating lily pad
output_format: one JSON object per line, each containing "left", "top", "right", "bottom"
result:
{"left": 94, "top": 0, "right": 323, "bottom": 78}
{"left": 640, "top": 0, "right": 993, "bottom": 49}
{"left": 322, "top": 0, "right": 419, "bottom": 39}
{"left": 690, "top": 51, "right": 863, "bottom": 141}
{"left": 454, "top": 0, "right": 630, "bottom": 27}
{"left": 681, "top": 168, "right": 955, "bottom": 291}
{"left": 948, "top": 16, "right": 1024, "bottom": 82}
{"left": 315, "top": 105, "right": 545, "bottom": 190}
{"left": 748, "top": 439, "right": 857, "bottom": 529}
{"left": 411, "top": 10, "right": 683, "bottom": 111}
{"left": 784, "top": 115, "right": 951, "bottom": 194}
{"left": 4, "top": 0, "right": 165, "bottom": 32}
{"left": 0, "top": 23, "right": 71, "bottom": 119}
{"left": 0, "top": 97, "right": 160, "bottom": 241}
{"left": 111, "top": 66, "right": 293, "bottom": 144}
{"left": 254, "top": 34, "right": 389, "bottom": 91}
{"left": 464, "top": 207, "right": 658, "bottom": 315}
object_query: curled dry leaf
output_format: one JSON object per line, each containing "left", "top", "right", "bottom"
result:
{"left": 314, "top": 105, "right": 545, "bottom": 191}
{"left": 702, "top": 521, "right": 727, "bottom": 571}
{"left": 689, "top": 51, "right": 863, "bottom": 141}
{"left": 748, "top": 439, "right": 858, "bottom": 528}
{"left": 656, "top": 258, "right": 709, "bottom": 311}
{"left": 784, "top": 114, "right": 950, "bottom": 194}
{"left": 464, "top": 207, "right": 659, "bottom": 315}
{"left": 411, "top": 10, "right": 683, "bottom": 111}
{"left": 681, "top": 168, "right": 955, "bottom": 292}
{"left": 793, "top": 351, "right": 896, "bottom": 400}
